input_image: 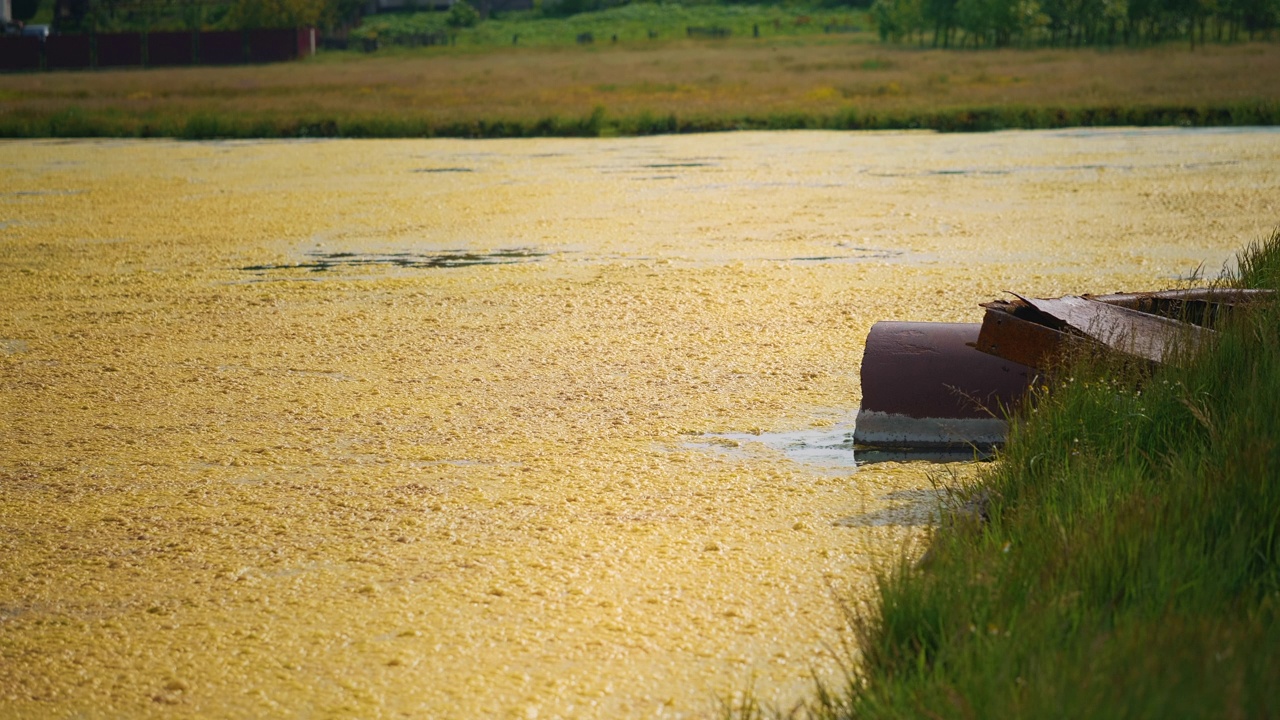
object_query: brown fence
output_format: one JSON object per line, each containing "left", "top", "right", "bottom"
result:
{"left": 147, "top": 31, "right": 195, "bottom": 66}
{"left": 199, "top": 30, "right": 244, "bottom": 65}
{"left": 97, "top": 32, "right": 143, "bottom": 67}
{"left": 0, "top": 28, "right": 316, "bottom": 72}
{"left": 250, "top": 29, "right": 288, "bottom": 63}
{"left": 45, "top": 35, "right": 92, "bottom": 70}
{"left": 0, "top": 36, "right": 41, "bottom": 72}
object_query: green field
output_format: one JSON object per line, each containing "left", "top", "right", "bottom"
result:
{"left": 1, "top": 6, "right": 1278, "bottom": 138}
{"left": 353, "top": 3, "right": 871, "bottom": 47}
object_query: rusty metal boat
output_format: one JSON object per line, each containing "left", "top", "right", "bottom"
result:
{"left": 854, "top": 288, "right": 1271, "bottom": 455}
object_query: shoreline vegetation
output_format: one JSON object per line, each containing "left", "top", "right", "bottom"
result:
{"left": 771, "top": 230, "right": 1280, "bottom": 719}
{"left": 1, "top": 38, "right": 1278, "bottom": 138}
{"left": 4, "top": 99, "right": 1279, "bottom": 139}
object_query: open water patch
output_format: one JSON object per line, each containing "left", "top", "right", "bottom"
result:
{"left": 779, "top": 244, "right": 904, "bottom": 263}
{"left": 833, "top": 488, "right": 942, "bottom": 528}
{"left": 854, "top": 447, "right": 993, "bottom": 464}
{"left": 3, "top": 189, "right": 85, "bottom": 197}
{"left": 686, "top": 412, "right": 993, "bottom": 469}
{"left": 1047, "top": 126, "right": 1280, "bottom": 139}
{"left": 605, "top": 157, "right": 721, "bottom": 178}
{"left": 242, "top": 248, "right": 549, "bottom": 274}
{"left": 685, "top": 416, "right": 859, "bottom": 471}
{"left": 868, "top": 159, "right": 1243, "bottom": 178}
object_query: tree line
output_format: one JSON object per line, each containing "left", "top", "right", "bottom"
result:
{"left": 871, "top": 0, "right": 1279, "bottom": 46}
{"left": 20, "top": 0, "right": 1276, "bottom": 43}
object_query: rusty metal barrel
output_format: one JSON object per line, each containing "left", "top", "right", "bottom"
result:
{"left": 854, "top": 321, "right": 1036, "bottom": 452}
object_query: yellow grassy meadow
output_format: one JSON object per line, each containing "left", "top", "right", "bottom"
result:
{"left": 1, "top": 40, "right": 1277, "bottom": 133}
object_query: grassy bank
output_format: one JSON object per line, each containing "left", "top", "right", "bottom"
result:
{"left": 803, "top": 232, "right": 1280, "bottom": 718}
{"left": 4, "top": 100, "right": 1277, "bottom": 138}
{"left": 353, "top": 4, "right": 872, "bottom": 48}
{"left": 1, "top": 41, "right": 1278, "bottom": 138}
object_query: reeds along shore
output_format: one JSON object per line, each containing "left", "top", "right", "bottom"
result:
{"left": 3, "top": 102, "right": 1278, "bottom": 139}
{"left": 793, "top": 229, "right": 1280, "bottom": 719}
{"left": 1, "top": 41, "right": 1278, "bottom": 138}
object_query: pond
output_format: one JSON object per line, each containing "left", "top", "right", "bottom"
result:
{"left": 1, "top": 128, "right": 1276, "bottom": 717}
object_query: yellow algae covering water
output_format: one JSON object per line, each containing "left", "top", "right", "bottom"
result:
{"left": 1, "top": 129, "right": 1278, "bottom": 718}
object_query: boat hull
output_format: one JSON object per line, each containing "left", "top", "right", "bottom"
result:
{"left": 854, "top": 321, "right": 1036, "bottom": 452}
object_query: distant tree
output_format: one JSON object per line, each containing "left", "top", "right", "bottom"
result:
{"left": 1099, "top": 0, "right": 1129, "bottom": 44}
{"left": 871, "top": 0, "right": 926, "bottom": 41}
{"left": 1042, "top": 0, "right": 1113, "bottom": 44}
{"left": 179, "top": 1, "right": 207, "bottom": 31}
{"left": 323, "top": 0, "right": 366, "bottom": 28}
{"left": 876, "top": 0, "right": 1277, "bottom": 48}
{"left": 225, "top": 0, "right": 330, "bottom": 28}
{"left": 52, "top": 0, "right": 91, "bottom": 31}
{"left": 1236, "top": 0, "right": 1280, "bottom": 37}
{"left": 925, "top": 0, "right": 960, "bottom": 44}
{"left": 11, "top": 0, "right": 40, "bottom": 22}
{"left": 446, "top": 0, "right": 480, "bottom": 28}
{"left": 952, "top": 0, "right": 1046, "bottom": 44}
{"left": 540, "top": 0, "right": 615, "bottom": 18}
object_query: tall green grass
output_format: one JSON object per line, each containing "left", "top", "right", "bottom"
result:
{"left": 352, "top": 4, "right": 872, "bottom": 48}
{"left": 797, "top": 229, "right": 1280, "bottom": 719}
{"left": 1, "top": 101, "right": 1275, "bottom": 139}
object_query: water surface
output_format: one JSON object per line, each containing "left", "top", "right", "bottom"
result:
{"left": 2, "top": 128, "right": 1277, "bottom": 717}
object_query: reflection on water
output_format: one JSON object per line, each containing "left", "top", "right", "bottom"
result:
{"left": 855, "top": 447, "right": 994, "bottom": 463}
{"left": 687, "top": 415, "right": 992, "bottom": 469}
{"left": 786, "top": 245, "right": 903, "bottom": 262}
{"left": 834, "top": 488, "right": 942, "bottom": 527}
{"left": 244, "top": 245, "right": 901, "bottom": 275}
{"left": 242, "top": 247, "right": 549, "bottom": 273}
{"left": 1047, "top": 126, "right": 1280, "bottom": 138}
{"left": 687, "top": 416, "right": 860, "bottom": 471}
{"left": 641, "top": 162, "right": 716, "bottom": 168}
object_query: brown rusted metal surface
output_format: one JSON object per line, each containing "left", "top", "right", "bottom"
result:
{"left": 855, "top": 322, "right": 1036, "bottom": 450}
{"left": 1085, "top": 288, "right": 1274, "bottom": 328}
{"left": 1021, "top": 295, "right": 1211, "bottom": 364}
{"left": 860, "top": 322, "right": 1034, "bottom": 419}
{"left": 974, "top": 287, "right": 1259, "bottom": 368}
{"left": 1087, "top": 287, "right": 1273, "bottom": 307}
{"left": 974, "top": 307, "right": 1072, "bottom": 371}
